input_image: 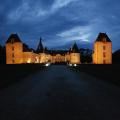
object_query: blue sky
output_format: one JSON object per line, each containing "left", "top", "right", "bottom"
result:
{"left": 0, "top": 0, "right": 120, "bottom": 51}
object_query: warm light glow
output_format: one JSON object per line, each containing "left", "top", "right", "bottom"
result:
{"left": 70, "top": 53, "right": 80, "bottom": 64}
{"left": 45, "top": 63, "right": 50, "bottom": 67}
{"left": 74, "top": 64, "right": 77, "bottom": 67}
{"left": 35, "top": 57, "right": 39, "bottom": 63}
{"left": 6, "top": 38, "right": 81, "bottom": 65}
{"left": 69, "top": 63, "right": 72, "bottom": 66}
{"left": 68, "top": 63, "right": 77, "bottom": 67}
{"left": 93, "top": 41, "right": 112, "bottom": 64}
{"left": 27, "top": 59, "right": 31, "bottom": 63}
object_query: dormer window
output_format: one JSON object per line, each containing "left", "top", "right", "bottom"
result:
{"left": 103, "top": 38, "right": 106, "bottom": 42}
{"left": 11, "top": 39, "right": 14, "bottom": 44}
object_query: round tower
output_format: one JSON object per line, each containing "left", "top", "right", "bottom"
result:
{"left": 69, "top": 42, "right": 80, "bottom": 65}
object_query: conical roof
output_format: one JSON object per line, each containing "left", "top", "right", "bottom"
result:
{"left": 96, "top": 33, "right": 111, "bottom": 42}
{"left": 36, "top": 37, "right": 44, "bottom": 53}
{"left": 6, "top": 34, "right": 22, "bottom": 43}
{"left": 71, "top": 42, "right": 79, "bottom": 53}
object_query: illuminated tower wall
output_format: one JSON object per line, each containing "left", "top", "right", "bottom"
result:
{"left": 70, "top": 53, "right": 80, "bottom": 64}
{"left": 69, "top": 42, "right": 81, "bottom": 64}
{"left": 93, "top": 33, "right": 112, "bottom": 64}
{"left": 6, "top": 34, "right": 23, "bottom": 64}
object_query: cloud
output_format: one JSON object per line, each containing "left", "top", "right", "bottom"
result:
{"left": 7, "top": 1, "right": 49, "bottom": 23}
{"left": 57, "top": 26, "right": 91, "bottom": 43}
{"left": 51, "top": 0, "right": 77, "bottom": 11}
{"left": 7, "top": 0, "right": 76, "bottom": 23}
{"left": 0, "top": 0, "right": 120, "bottom": 51}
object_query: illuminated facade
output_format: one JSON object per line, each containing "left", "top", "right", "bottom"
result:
{"left": 6, "top": 34, "right": 23, "bottom": 64}
{"left": 93, "top": 33, "right": 112, "bottom": 64}
{"left": 6, "top": 33, "right": 112, "bottom": 64}
{"left": 6, "top": 34, "right": 81, "bottom": 64}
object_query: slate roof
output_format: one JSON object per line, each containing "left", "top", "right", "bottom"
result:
{"left": 23, "top": 43, "right": 35, "bottom": 52}
{"left": 23, "top": 43, "right": 30, "bottom": 52}
{"left": 48, "top": 50, "right": 68, "bottom": 55}
{"left": 96, "top": 33, "right": 111, "bottom": 42}
{"left": 36, "top": 38, "right": 44, "bottom": 53}
{"left": 71, "top": 42, "right": 79, "bottom": 53}
{"left": 6, "top": 34, "right": 22, "bottom": 43}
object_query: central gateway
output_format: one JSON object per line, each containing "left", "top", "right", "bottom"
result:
{"left": 37, "top": 38, "right": 81, "bottom": 65}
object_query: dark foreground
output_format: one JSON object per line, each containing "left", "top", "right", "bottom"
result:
{"left": 0, "top": 65, "right": 44, "bottom": 89}
{"left": 73, "top": 64, "right": 120, "bottom": 86}
{"left": 0, "top": 65, "right": 120, "bottom": 120}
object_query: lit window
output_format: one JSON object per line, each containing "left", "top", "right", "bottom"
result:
{"left": 103, "top": 52, "right": 106, "bottom": 58}
{"left": 12, "top": 46, "right": 14, "bottom": 51}
{"left": 12, "top": 53, "right": 14, "bottom": 58}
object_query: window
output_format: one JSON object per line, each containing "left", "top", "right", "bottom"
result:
{"left": 103, "top": 46, "right": 106, "bottom": 50}
{"left": 12, "top": 46, "right": 14, "bottom": 51}
{"left": 103, "top": 60, "right": 106, "bottom": 64}
{"left": 103, "top": 38, "right": 106, "bottom": 42}
{"left": 103, "top": 52, "right": 106, "bottom": 58}
{"left": 12, "top": 53, "right": 14, "bottom": 58}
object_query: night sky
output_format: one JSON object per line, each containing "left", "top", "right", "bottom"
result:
{"left": 0, "top": 0, "right": 120, "bottom": 51}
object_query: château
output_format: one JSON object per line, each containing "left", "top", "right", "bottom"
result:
{"left": 93, "top": 33, "right": 112, "bottom": 64}
{"left": 5, "top": 33, "right": 112, "bottom": 64}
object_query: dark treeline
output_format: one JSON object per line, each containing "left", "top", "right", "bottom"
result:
{"left": 0, "top": 45, "right": 6, "bottom": 64}
{"left": 112, "top": 49, "right": 120, "bottom": 64}
{"left": 80, "top": 48, "right": 120, "bottom": 64}
{"left": 79, "top": 48, "right": 92, "bottom": 64}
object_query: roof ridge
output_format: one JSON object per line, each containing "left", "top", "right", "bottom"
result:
{"left": 96, "top": 33, "right": 111, "bottom": 42}
{"left": 6, "top": 34, "right": 22, "bottom": 43}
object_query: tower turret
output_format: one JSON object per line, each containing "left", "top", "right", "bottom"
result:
{"left": 93, "top": 33, "right": 112, "bottom": 64}
{"left": 36, "top": 37, "right": 47, "bottom": 63}
{"left": 69, "top": 42, "right": 81, "bottom": 64}
{"left": 36, "top": 37, "right": 44, "bottom": 53}
{"left": 6, "top": 34, "right": 23, "bottom": 64}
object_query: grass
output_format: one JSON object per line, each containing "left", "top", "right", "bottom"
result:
{"left": 71, "top": 64, "right": 120, "bottom": 86}
{"left": 0, "top": 64, "right": 45, "bottom": 89}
